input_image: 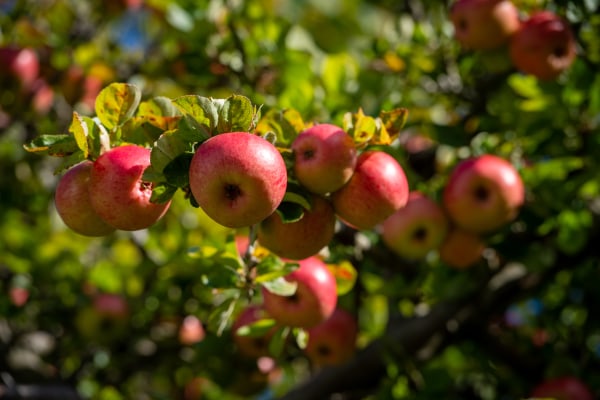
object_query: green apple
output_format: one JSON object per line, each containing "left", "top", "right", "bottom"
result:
{"left": 189, "top": 132, "right": 287, "bottom": 228}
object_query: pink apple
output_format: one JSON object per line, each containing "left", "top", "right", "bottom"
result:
{"left": 443, "top": 154, "right": 524, "bottom": 234}
{"left": 179, "top": 315, "right": 206, "bottom": 345}
{"left": 531, "top": 376, "right": 594, "bottom": 400}
{"left": 31, "top": 79, "right": 54, "bottom": 115}
{"left": 450, "top": 0, "right": 521, "bottom": 50}
{"left": 92, "top": 293, "right": 129, "bottom": 319}
{"left": 304, "top": 308, "right": 358, "bottom": 367}
{"left": 331, "top": 150, "right": 409, "bottom": 230}
{"left": 262, "top": 256, "right": 337, "bottom": 329}
{"left": 291, "top": 123, "right": 357, "bottom": 194}
{"left": 55, "top": 161, "right": 116, "bottom": 237}
{"left": 510, "top": 11, "right": 577, "bottom": 81}
{"left": 9, "top": 287, "right": 29, "bottom": 307}
{"left": 90, "top": 145, "right": 171, "bottom": 231}
{"left": 439, "top": 228, "right": 485, "bottom": 269}
{"left": 189, "top": 132, "right": 287, "bottom": 228}
{"left": 381, "top": 192, "right": 449, "bottom": 260}
{"left": 232, "top": 305, "right": 276, "bottom": 358}
{"left": 0, "top": 47, "right": 40, "bottom": 90}
{"left": 258, "top": 195, "right": 336, "bottom": 260}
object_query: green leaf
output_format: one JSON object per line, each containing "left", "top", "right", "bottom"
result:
{"left": 163, "top": 152, "right": 193, "bottom": 188}
{"left": 172, "top": 95, "right": 218, "bottom": 135}
{"left": 268, "top": 326, "right": 290, "bottom": 357}
{"left": 149, "top": 182, "right": 177, "bottom": 204}
{"left": 69, "top": 112, "right": 89, "bottom": 158}
{"left": 207, "top": 296, "right": 238, "bottom": 336}
{"left": 201, "top": 264, "right": 241, "bottom": 289}
{"left": 255, "top": 257, "right": 299, "bottom": 284}
{"left": 178, "top": 114, "right": 211, "bottom": 143}
{"left": 150, "top": 130, "right": 189, "bottom": 174}
{"left": 23, "top": 134, "right": 78, "bottom": 157}
{"left": 217, "top": 94, "right": 255, "bottom": 133}
{"left": 328, "top": 260, "right": 357, "bottom": 296}
{"left": 235, "top": 318, "right": 277, "bottom": 337}
{"left": 139, "top": 96, "right": 180, "bottom": 118}
{"left": 261, "top": 276, "right": 298, "bottom": 296}
{"left": 275, "top": 201, "right": 305, "bottom": 224}
{"left": 522, "top": 157, "right": 584, "bottom": 185}
{"left": 256, "top": 108, "right": 305, "bottom": 146}
{"left": 292, "top": 327, "right": 309, "bottom": 350}
{"left": 95, "top": 83, "right": 142, "bottom": 130}
{"left": 276, "top": 183, "right": 314, "bottom": 223}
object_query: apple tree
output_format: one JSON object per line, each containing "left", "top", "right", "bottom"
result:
{"left": 1, "top": 0, "right": 600, "bottom": 399}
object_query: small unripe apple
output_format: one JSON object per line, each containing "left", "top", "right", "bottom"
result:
{"left": 55, "top": 161, "right": 116, "bottom": 237}
{"left": 530, "top": 376, "right": 594, "bottom": 400}
{"left": 381, "top": 192, "right": 449, "bottom": 260}
{"left": 331, "top": 150, "right": 409, "bottom": 230}
{"left": 189, "top": 132, "right": 287, "bottom": 228}
{"left": 262, "top": 257, "right": 337, "bottom": 329}
{"left": 232, "top": 305, "right": 276, "bottom": 358}
{"left": 439, "top": 228, "right": 485, "bottom": 269}
{"left": 443, "top": 154, "right": 524, "bottom": 234}
{"left": 450, "top": 0, "right": 521, "bottom": 50}
{"left": 258, "top": 195, "right": 336, "bottom": 260}
{"left": 304, "top": 308, "right": 358, "bottom": 367}
{"left": 292, "top": 123, "right": 357, "bottom": 195}
{"left": 90, "top": 145, "right": 171, "bottom": 231}
{"left": 509, "top": 11, "right": 576, "bottom": 80}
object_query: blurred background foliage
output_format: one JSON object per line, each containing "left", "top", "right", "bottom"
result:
{"left": 1, "top": 0, "right": 600, "bottom": 399}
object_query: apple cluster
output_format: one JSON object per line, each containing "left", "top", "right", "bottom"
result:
{"left": 381, "top": 154, "right": 525, "bottom": 269}
{"left": 450, "top": 0, "right": 577, "bottom": 81}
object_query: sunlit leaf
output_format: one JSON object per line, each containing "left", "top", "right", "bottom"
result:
{"left": 172, "top": 95, "right": 218, "bottom": 135}
{"left": 235, "top": 318, "right": 277, "bottom": 337}
{"left": 261, "top": 276, "right": 298, "bottom": 296}
{"left": 69, "top": 112, "right": 89, "bottom": 158}
{"left": 23, "top": 134, "right": 78, "bottom": 157}
{"left": 95, "top": 83, "right": 142, "bottom": 130}
{"left": 217, "top": 94, "right": 255, "bottom": 133}
{"left": 327, "top": 261, "right": 357, "bottom": 295}
{"left": 293, "top": 327, "right": 309, "bottom": 349}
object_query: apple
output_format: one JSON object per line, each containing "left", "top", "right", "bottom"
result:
{"left": 381, "top": 192, "right": 449, "bottom": 260}
{"left": 90, "top": 145, "right": 171, "bottom": 231}
{"left": 443, "top": 154, "right": 524, "bottom": 234}
{"left": 291, "top": 123, "right": 357, "bottom": 194}
{"left": 189, "top": 132, "right": 287, "bottom": 228}
{"left": 304, "top": 308, "right": 358, "bottom": 367}
{"left": 93, "top": 293, "right": 129, "bottom": 319}
{"left": 0, "top": 46, "right": 40, "bottom": 90}
{"left": 179, "top": 315, "right": 206, "bottom": 346}
{"left": 262, "top": 256, "right": 337, "bottom": 329}
{"left": 183, "top": 376, "right": 209, "bottom": 400}
{"left": 9, "top": 287, "right": 29, "bottom": 307}
{"left": 530, "top": 376, "right": 594, "bottom": 400}
{"left": 31, "top": 79, "right": 54, "bottom": 115}
{"left": 450, "top": 0, "right": 521, "bottom": 51}
{"left": 232, "top": 304, "right": 276, "bottom": 358}
{"left": 54, "top": 161, "right": 116, "bottom": 237}
{"left": 439, "top": 228, "right": 485, "bottom": 269}
{"left": 509, "top": 11, "right": 577, "bottom": 81}
{"left": 257, "top": 195, "right": 336, "bottom": 260}
{"left": 331, "top": 150, "right": 409, "bottom": 230}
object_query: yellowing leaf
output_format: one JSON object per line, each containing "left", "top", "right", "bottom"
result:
{"left": 69, "top": 112, "right": 89, "bottom": 158}
{"left": 327, "top": 261, "right": 357, "bottom": 295}
{"left": 95, "top": 83, "right": 142, "bottom": 130}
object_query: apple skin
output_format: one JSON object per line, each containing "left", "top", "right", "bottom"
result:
{"left": 530, "top": 376, "right": 594, "bottom": 400}
{"left": 509, "top": 11, "right": 577, "bottom": 81}
{"left": 232, "top": 305, "right": 276, "bottom": 358}
{"left": 0, "top": 47, "right": 40, "bottom": 90}
{"left": 178, "top": 315, "right": 206, "bottom": 346}
{"left": 258, "top": 195, "right": 336, "bottom": 260}
{"left": 291, "top": 123, "right": 357, "bottom": 195}
{"left": 443, "top": 155, "right": 524, "bottom": 234}
{"left": 304, "top": 308, "right": 358, "bottom": 368}
{"left": 9, "top": 287, "right": 29, "bottom": 307}
{"left": 439, "top": 228, "right": 485, "bottom": 269}
{"left": 90, "top": 145, "right": 171, "bottom": 231}
{"left": 262, "top": 256, "right": 337, "bottom": 329}
{"left": 381, "top": 192, "right": 449, "bottom": 260}
{"left": 450, "top": 0, "right": 521, "bottom": 51}
{"left": 331, "top": 150, "right": 409, "bottom": 231}
{"left": 189, "top": 132, "right": 288, "bottom": 228}
{"left": 55, "top": 161, "right": 116, "bottom": 237}
{"left": 93, "top": 293, "right": 130, "bottom": 319}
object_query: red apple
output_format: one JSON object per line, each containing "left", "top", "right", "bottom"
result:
{"left": 93, "top": 293, "right": 129, "bottom": 319}
{"left": 291, "top": 123, "right": 357, "bottom": 194}
{"left": 31, "top": 79, "right": 54, "bottom": 115}
{"left": 531, "top": 376, "right": 594, "bottom": 400}
{"left": 232, "top": 305, "right": 276, "bottom": 358}
{"left": 9, "top": 287, "right": 29, "bottom": 307}
{"left": 55, "top": 161, "right": 116, "bottom": 237}
{"left": 443, "top": 155, "right": 524, "bottom": 234}
{"left": 0, "top": 47, "right": 40, "bottom": 90}
{"left": 304, "top": 308, "right": 358, "bottom": 367}
{"left": 262, "top": 256, "right": 337, "bottom": 329}
{"left": 90, "top": 145, "right": 171, "bottom": 231}
{"left": 189, "top": 132, "right": 287, "bottom": 228}
{"left": 450, "top": 0, "right": 521, "bottom": 50}
{"left": 439, "top": 228, "right": 485, "bottom": 269}
{"left": 331, "top": 150, "right": 409, "bottom": 230}
{"left": 381, "top": 192, "right": 449, "bottom": 260}
{"left": 179, "top": 315, "right": 206, "bottom": 345}
{"left": 258, "top": 195, "right": 336, "bottom": 260}
{"left": 510, "top": 11, "right": 577, "bottom": 81}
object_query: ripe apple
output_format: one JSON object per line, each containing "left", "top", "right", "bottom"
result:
{"left": 439, "top": 228, "right": 485, "bottom": 269}
{"left": 262, "top": 256, "right": 337, "bottom": 329}
{"left": 90, "top": 145, "right": 171, "bottom": 231}
{"left": 304, "top": 308, "right": 358, "bottom": 367}
{"left": 189, "top": 132, "right": 287, "bottom": 228}
{"left": 331, "top": 150, "right": 409, "bottom": 230}
{"left": 531, "top": 376, "right": 594, "bottom": 400}
{"left": 31, "top": 79, "right": 54, "bottom": 115}
{"left": 0, "top": 46, "right": 40, "bottom": 90}
{"left": 381, "top": 192, "right": 449, "bottom": 260}
{"left": 443, "top": 154, "right": 524, "bottom": 234}
{"left": 291, "top": 123, "right": 357, "bottom": 194}
{"left": 509, "top": 11, "right": 577, "bottom": 81}
{"left": 232, "top": 304, "right": 276, "bottom": 358}
{"left": 93, "top": 293, "right": 129, "bottom": 319}
{"left": 179, "top": 315, "right": 206, "bottom": 346}
{"left": 258, "top": 195, "right": 336, "bottom": 260}
{"left": 9, "top": 287, "right": 29, "bottom": 307}
{"left": 450, "top": 0, "right": 521, "bottom": 50}
{"left": 54, "top": 161, "right": 116, "bottom": 237}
